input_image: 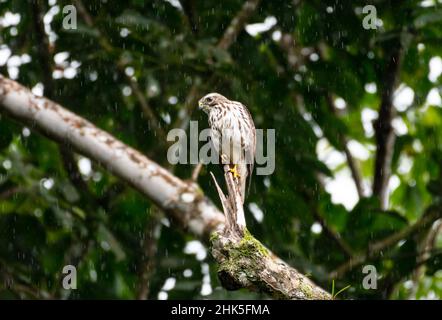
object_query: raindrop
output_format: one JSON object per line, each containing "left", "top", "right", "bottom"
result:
{"left": 2, "top": 159, "right": 12, "bottom": 170}
{"left": 125, "top": 66, "right": 135, "bottom": 77}
{"left": 158, "top": 291, "right": 168, "bottom": 300}
{"left": 21, "top": 127, "right": 31, "bottom": 138}
{"left": 89, "top": 269, "right": 98, "bottom": 282}
{"left": 120, "top": 28, "right": 130, "bottom": 38}
{"left": 184, "top": 240, "right": 207, "bottom": 261}
{"left": 41, "top": 178, "right": 55, "bottom": 190}
{"left": 168, "top": 96, "right": 178, "bottom": 104}
{"left": 364, "top": 83, "right": 377, "bottom": 94}
{"left": 162, "top": 277, "right": 176, "bottom": 291}
{"left": 183, "top": 269, "right": 193, "bottom": 278}
{"left": 310, "top": 222, "right": 322, "bottom": 234}
{"left": 122, "top": 86, "right": 132, "bottom": 96}
{"left": 78, "top": 157, "right": 92, "bottom": 176}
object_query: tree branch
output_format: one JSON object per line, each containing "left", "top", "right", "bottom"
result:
{"left": 310, "top": 44, "right": 365, "bottom": 199}
{"left": 373, "top": 45, "right": 404, "bottom": 209}
{"left": 329, "top": 205, "right": 442, "bottom": 279}
{"left": 312, "top": 208, "right": 354, "bottom": 258}
{"left": 0, "top": 260, "right": 53, "bottom": 299}
{"left": 179, "top": 0, "right": 199, "bottom": 34}
{"left": 279, "top": 38, "right": 365, "bottom": 197}
{"left": 191, "top": 162, "right": 203, "bottom": 182}
{"left": 324, "top": 93, "right": 365, "bottom": 198}
{"left": 0, "top": 76, "right": 330, "bottom": 299}
{"left": 31, "top": 0, "right": 94, "bottom": 201}
{"left": 0, "top": 76, "right": 223, "bottom": 238}
{"left": 137, "top": 207, "right": 162, "bottom": 300}
{"left": 217, "top": 0, "right": 261, "bottom": 50}
{"left": 407, "top": 218, "right": 442, "bottom": 298}
{"left": 292, "top": 94, "right": 355, "bottom": 259}
{"left": 210, "top": 166, "right": 331, "bottom": 299}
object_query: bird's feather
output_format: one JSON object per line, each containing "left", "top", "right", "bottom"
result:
{"left": 202, "top": 93, "right": 256, "bottom": 204}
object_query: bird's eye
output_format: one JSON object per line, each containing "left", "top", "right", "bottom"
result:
{"left": 206, "top": 97, "right": 213, "bottom": 103}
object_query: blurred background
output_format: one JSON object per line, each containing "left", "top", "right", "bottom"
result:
{"left": 0, "top": 0, "right": 442, "bottom": 299}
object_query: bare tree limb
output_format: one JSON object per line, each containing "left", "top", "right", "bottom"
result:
{"left": 191, "top": 163, "right": 204, "bottom": 182}
{"left": 210, "top": 172, "right": 230, "bottom": 221}
{"left": 211, "top": 227, "right": 331, "bottom": 299}
{"left": 0, "top": 76, "right": 223, "bottom": 237}
{"left": 211, "top": 165, "right": 246, "bottom": 235}
{"left": 0, "top": 76, "right": 330, "bottom": 299}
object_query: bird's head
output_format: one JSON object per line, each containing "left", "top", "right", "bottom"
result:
{"left": 198, "top": 93, "right": 228, "bottom": 113}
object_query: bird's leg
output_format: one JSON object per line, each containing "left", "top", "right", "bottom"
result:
{"left": 229, "top": 164, "right": 241, "bottom": 179}
{"left": 221, "top": 154, "right": 240, "bottom": 178}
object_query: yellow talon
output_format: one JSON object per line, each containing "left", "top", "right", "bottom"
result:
{"left": 229, "top": 165, "right": 241, "bottom": 179}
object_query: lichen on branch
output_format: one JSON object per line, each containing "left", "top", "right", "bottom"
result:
{"left": 210, "top": 227, "right": 331, "bottom": 300}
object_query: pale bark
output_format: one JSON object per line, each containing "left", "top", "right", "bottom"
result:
{"left": 0, "top": 76, "right": 223, "bottom": 238}
{"left": 0, "top": 76, "right": 330, "bottom": 300}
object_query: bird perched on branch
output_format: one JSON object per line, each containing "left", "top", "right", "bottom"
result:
{"left": 199, "top": 93, "right": 256, "bottom": 203}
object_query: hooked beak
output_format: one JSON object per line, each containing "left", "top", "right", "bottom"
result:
{"left": 198, "top": 100, "right": 204, "bottom": 110}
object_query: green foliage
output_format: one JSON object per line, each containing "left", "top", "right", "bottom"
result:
{"left": 331, "top": 280, "right": 351, "bottom": 300}
{"left": 1, "top": 0, "right": 442, "bottom": 300}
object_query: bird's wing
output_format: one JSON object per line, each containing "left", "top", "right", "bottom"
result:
{"left": 210, "top": 126, "right": 222, "bottom": 162}
{"left": 241, "top": 103, "right": 256, "bottom": 196}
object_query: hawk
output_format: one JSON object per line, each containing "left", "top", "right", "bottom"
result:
{"left": 199, "top": 93, "right": 256, "bottom": 203}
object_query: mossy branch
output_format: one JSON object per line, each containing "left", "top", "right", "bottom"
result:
{"left": 209, "top": 166, "right": 331, "bottom": 300}
{"left": 0, "top": 76, "right": 331, "bottom": 300}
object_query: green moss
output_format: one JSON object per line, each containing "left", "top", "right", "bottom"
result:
{"left": 209, "top": 231, "right": 220, "bottom": 243}
{"left": 212, "top": 228, "right": 330, "bottom": 299}
{"left": 239, "top": 228, "right": 269, "bottom": 258}
{"left": 300, "top": 280, "right": 313, "bottom": 299}
{"left": 214, "top": 227, "right": 270, "bottom": 282}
